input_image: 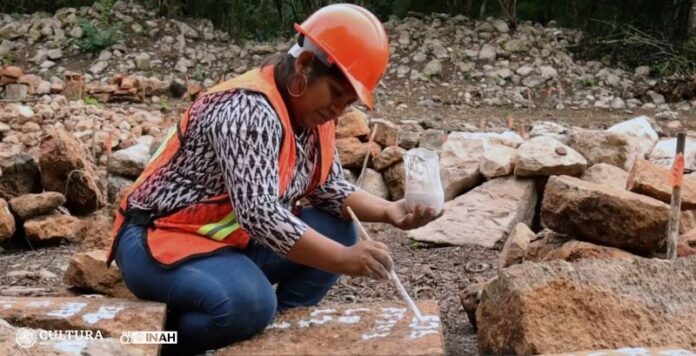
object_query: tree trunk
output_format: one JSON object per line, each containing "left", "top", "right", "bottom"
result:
{"left": 497, "top": 0, "right": 517, "bottom": 31}
{"left": 690, "top": 0, "right": 696, "bottom": 36}
{"left": 674, "top": 0, "right": 694, "bottom": 40}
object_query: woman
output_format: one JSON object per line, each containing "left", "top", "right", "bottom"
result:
{"left": 107, "top": 4, "right": 439, "bottom": 355}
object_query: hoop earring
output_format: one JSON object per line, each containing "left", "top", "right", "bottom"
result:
{"left": 288, "top": 73, "right": 307, "bottom": 97}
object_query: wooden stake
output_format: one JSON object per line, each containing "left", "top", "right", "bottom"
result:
{"left": 666, "top": 132, "right": 686, "bottom": 259}
{"left": 346, "top": 207, "right": 424, "bottom": 321}
{"left": 356, "top": 125, "right": 378, "bottom": 187}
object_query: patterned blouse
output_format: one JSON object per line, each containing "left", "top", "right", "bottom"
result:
{"left": 127, "top": 90, "right": 358, "bottom": 255}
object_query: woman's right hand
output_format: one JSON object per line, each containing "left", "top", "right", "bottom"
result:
{"left": 337, "top": 240, "right": 393, "bottom": 281}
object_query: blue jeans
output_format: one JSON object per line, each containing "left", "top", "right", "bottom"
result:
{"left": 114, "top": 207, "right": 357, "bottom": 355}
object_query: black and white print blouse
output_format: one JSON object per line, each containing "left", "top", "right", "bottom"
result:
{"left": 127, "top": 90, "right": 358, "bottom": 256}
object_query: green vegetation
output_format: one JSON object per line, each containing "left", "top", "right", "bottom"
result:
{"left": 83, "top": 96, "right": 100, "bottom": 105}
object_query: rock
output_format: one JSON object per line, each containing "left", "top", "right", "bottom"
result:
{"left": 4, "top": 83, "right": 27, "bottom": 100}
{"left": 0, "top": 154, "right": 41, "bottom": 200}
{"left": 514, "top": 136, "right": 587, "bottom": 177}
{"left": 36, "top": 80, "right": 51, "bottom": 95}
{"left": 24, "top": 214, "right": 82, "bottom": 243}
{"left": 89, "top": 61, "right": 108, "bottom": 75}
{"left": 0, "top": 296, "right": 164, "bottom": 355}
{"left": 606, "top": 116, "right": 658, "bottom": 158}
{"left": 358, "top": 168, "right": 389, "bottom": 200}
{"left": 397, "top": 121, "right": 423, "bottom": 150}
{"left": 135, "top": 52, "right": 151, "bottom": 70}
{"left": 609, "top": 97, "right": 626, "bottom": 109}
{"left": 491, "top": 19, "right": 509, "bottom": 33}
{"left": 539, "top": 66, "right": 558, "bottom": 79}
{"left": 522, "top": 75, "right": 544, "bottom": 88}
{"left": 650, "top": 138, "right": 696, "bottom": 171}
{"left": 107, "top": 144, "right": 150, "bottom": 178}
{"left": 1, "top": 65, "right": 23, "bottom": 78}
{"left": 69, "top": 25, "right": 83, "bottom": 38}
{"left": 480, "top": 143, "right": 516, "bottom": 178}
{"left": 449, "top": 131, "right": 524, "bottom": 149}
{"left": 541, "top": 175, "right": 670, "bottom": 256}
{"left": 423, "top": 59, "right": 443, "bottom": 77}
{"left": 64, "top": 250, "right": 134, "bottom": 298}
{"left": 478, "top": 44, "right": 497, "bottom": 61}
{"left": 504, "top": 39, "right": 533, "bottom": 53}
{"left": 635, "top": 65, "right": 651, "bottom": 77}
{"left": 107, "top": 175, "right": 134, "bottom": 203}
{"left": 499, "top": 223, "right": 533, "bottom": 269}
{"left": 525, "top": 229, "right": 571, "bottom": 262}
{"left": 337, "top": 137, "right": 369, "bottom": 168}
{"left": 8, "top": 192, "right": 66, "bottom": 221}
{"left": 567, "top": 129, "right": 640, "bottom": 171}
{"left": 477, "top": 257, "right": 696, "bottom": 355}
{"left": 39, "top": 129, "right": 106, "bottom": 215}
{"left": 336, "top": 108, "right": 370, "bottom": 139}
{"left": 419, "top": 129, "right": 446, "bottom": 151}
{"left": 219, "top": 300, "right": 443, "bottom": 356}
{"left": 383, "top": 162, "right": 405, "bottom": 200}
{"left": 0, "top": 199, "right": 15, "bottom": 242}
{"left": 529, "top": 121, "right": 569, "bottom": 143}
{"left": 409, "top": 177, "right": 536, "bottom": 248}
{"left": 627, "top": 159, "right": 696, "bottom": 209}
{"left": 438, "top": 136, "right": 483, "bottom": 200}
{"left": 459, "top": 279, "right": 493, "bottom": 331}
{"left": 542, "top": 240, "right": 637, "bottom": 262}
{"left": 373, "top": 147, "right": 405, "bottom": 172}
{"left": 647, "top": 90, "right": 666, "bottom": 105}
{"left": 579, "top": 163, "right": 629, "bottom": 190}
{"left": 46, "top": 48, "right": 63, "bottom": 60}
{"left": 371, "top": 119, "right": 399, "bottom": 147}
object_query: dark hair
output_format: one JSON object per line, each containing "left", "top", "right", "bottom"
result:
{"left": 261, "top": 35, "right": 347, "bottom": 96}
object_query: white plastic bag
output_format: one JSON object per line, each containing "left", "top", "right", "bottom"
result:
{"left": 403, "top": 148, "right": 444, "bottom": 215}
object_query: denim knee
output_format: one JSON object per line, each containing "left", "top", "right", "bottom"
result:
{"left": 335, "top": 219, "right": 358, "bottom": 247}
{"left": 212, "top": 279, "right": 277, "bottom": 341}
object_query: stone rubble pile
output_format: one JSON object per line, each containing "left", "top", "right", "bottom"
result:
{"left": 1, "top": 2, "right": 695, "bottom": 113}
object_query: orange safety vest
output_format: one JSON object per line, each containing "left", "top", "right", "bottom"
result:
{"left": 106, "top": 65, "right": 336, "bottom": 267}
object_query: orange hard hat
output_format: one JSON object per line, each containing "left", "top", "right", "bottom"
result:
{"left": 293, "top": 4, "right": 389, "bottom": 110}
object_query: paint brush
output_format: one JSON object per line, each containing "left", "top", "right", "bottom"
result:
{"left": 346, "top": 207, "right": 424, "bottom": 322}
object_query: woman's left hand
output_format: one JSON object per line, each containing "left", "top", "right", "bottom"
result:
{"left": 384, "top": 200, "right": 443, "bottom": 230}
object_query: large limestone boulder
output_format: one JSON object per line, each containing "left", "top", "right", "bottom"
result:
{"left": 579, "top": 163, "right": 629, "bottom": 190}
{"left": 8, "top": 192, "right": 65, "bottom": 221}
{"left": 627, "top": 159, "right": 696, "bottom": 209}
{"left": 63, "top": 250, "right": 134, "bottom": 299}
{"left": 409, "top": 177, "right": 536, "bottom": 248}
{"left": 477, "top": 257, "right": 696, "bottom": 355}
{"left": 0, "top": 296, "right": 164, "bottom": 355}
{"left": 606, "top": 116, "right": 658, "bottom": 158}
{"left": 336, "top": 108, "right": 370, "bottom": 139}
{"left": 514, "top": 136, "right": 587, "bottom": 177}
{"left": 541, "top": 175, "right": 670, "bottom": 256}
{"left": 0, "top": 199, "right": 15, "bottom": 242}
{"left": 24, "top": 214, "right": 82, "bottom": 243}
{"left": 480, "top": 143, "right": 516, "bottom": 178}
{"left": 567, "top": 129, "right": 641, "bottom": 171}
{"left": 0, "top": 154, "right": 41, "bottom": 200}
{"left": 358, "top": 168, "right": 389, "bottom": 200}
{"left": 650, "top": 137, "right": 696, "bottom": 171}
{"left": 219, "top": 300, "right": 444, "bottom": 356}
{"left": 107, "top": 144, "right": 150, "bottom": 178}
{"left": 438, "top": 134, "right": 482, "bottom": 200}
{"left": 39, "top": 129, "right": 106, "bottom": 215}
{"left": 498, "top": 223, "right": 533, "bottom": 269}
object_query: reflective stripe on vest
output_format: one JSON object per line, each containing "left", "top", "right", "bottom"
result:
{"left": 197, "top": 211, "right": 240, "bottom": 241}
